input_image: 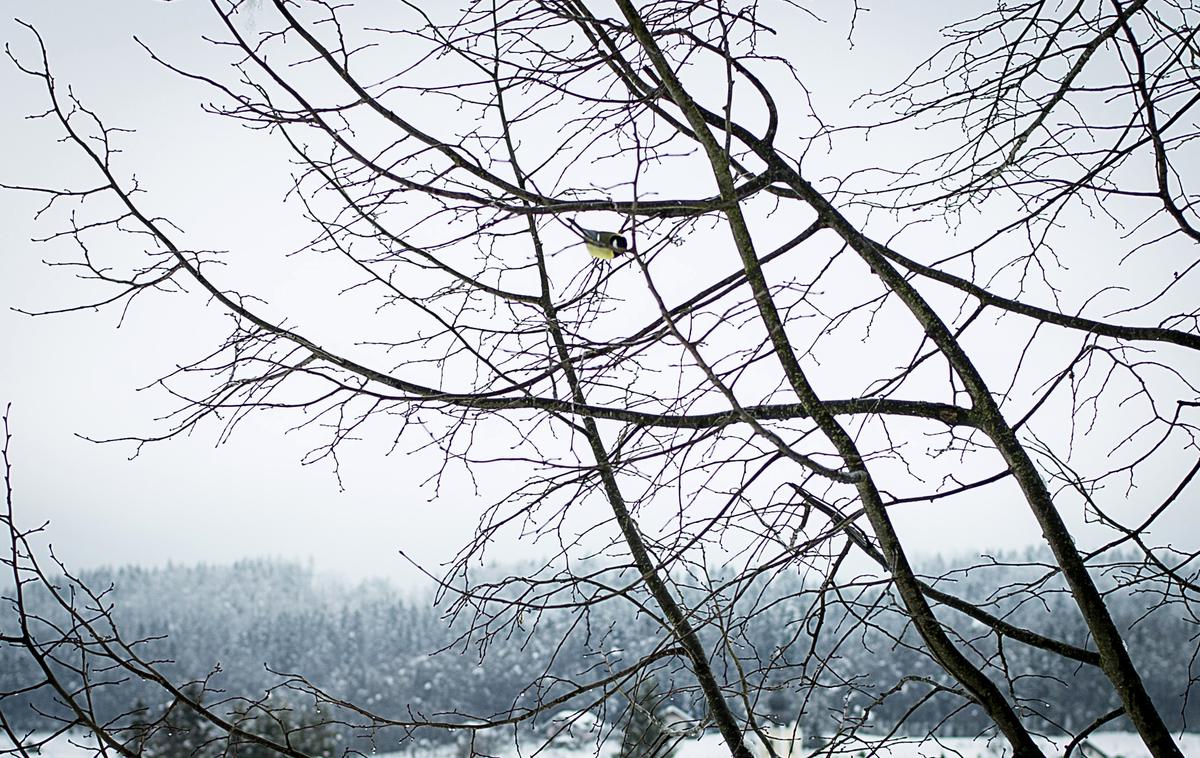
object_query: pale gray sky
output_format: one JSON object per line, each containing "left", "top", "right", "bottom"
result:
{"left": 1, "top": 1, "right": 1195, "bottom": 584}
{"left": 0, "top": 1, "right": 494, "bottom": 582}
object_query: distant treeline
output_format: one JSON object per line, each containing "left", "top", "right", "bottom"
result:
{"left": 0, "top": 553, "right": 1195, "bottom": 744}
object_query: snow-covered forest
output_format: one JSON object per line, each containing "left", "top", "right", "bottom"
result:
{"left": 1, "top": 555, "right": 1194, "bottom": 753}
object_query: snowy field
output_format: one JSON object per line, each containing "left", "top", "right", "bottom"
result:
{"left": 7, "top": 730, "right": 1200, "bottom": 758}
{"left": 369, "top": 729, "right": 1200, "bottom": 757}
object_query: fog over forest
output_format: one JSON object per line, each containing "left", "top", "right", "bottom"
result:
{"left": 2, "top": 554, "right": 1194, "bottom": 753}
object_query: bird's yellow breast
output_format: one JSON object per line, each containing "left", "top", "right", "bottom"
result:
{"left": 586, "top": 242, "right": 615, "bottom": 260}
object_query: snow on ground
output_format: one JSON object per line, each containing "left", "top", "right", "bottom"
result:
{"left": 667, "top": 729, "right": 1200, "bottom": 758}
{"left": 0, "top": 731, "right": 115, "bottom": 758}
{"left": 7, "top": 730, "right": 1200, "bottom": 757}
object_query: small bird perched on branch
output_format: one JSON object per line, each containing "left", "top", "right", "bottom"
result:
{"left": 568, "top": 219, "right": 629, "bottom": 260}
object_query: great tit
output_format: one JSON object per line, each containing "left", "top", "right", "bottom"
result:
{"left": 572, "top": 223, "right": 629, "bottom": 260}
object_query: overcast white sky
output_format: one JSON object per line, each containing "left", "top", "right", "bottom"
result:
{"left": 1, "top": 1, "right": 1196, "bottom": 585}
{"left": 0, "top": 1, "right": 492, "bottom": 583}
